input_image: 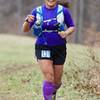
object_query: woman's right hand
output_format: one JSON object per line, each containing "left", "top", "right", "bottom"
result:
{"left": 25, "top": 15, "right": 35, "bottom": 23}
{"left": 23, "top": 15, "right": 35, "bottom": 32}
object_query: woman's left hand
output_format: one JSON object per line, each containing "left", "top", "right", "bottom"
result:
{"left": 58, "top": 27, "right": 75, "bottom": 38}
{"left": 58, "top": 31, "right": 67, "bottom": 38}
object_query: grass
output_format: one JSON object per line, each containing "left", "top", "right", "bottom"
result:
{"left": 0, "top": 34, "right": 100, "bottom": 100}
{"left": 0, "top": 34, "right": 35, "bottom": 65}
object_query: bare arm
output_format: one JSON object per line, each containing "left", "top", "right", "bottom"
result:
{"left": 22, "top": 15, "right": 35, "bottom": 32}
{"left": 65, "top": 26, "right": 75, "bottom": 36}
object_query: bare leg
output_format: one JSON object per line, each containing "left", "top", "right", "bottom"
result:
{"left": 38, "top": 59, "right": 57, "bottom": 100}
{"left": 54, "top": 65, "right": 64, "bottom": 84}
{"left": 53, "top": 65, "right": 64, "bottom": 99}
{"left": 38, "top": 59, "right": 54, "bottom": 82}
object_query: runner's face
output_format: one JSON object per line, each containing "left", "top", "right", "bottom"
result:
{"left": 45, "top": 0, "right": 57, "bottom": 8}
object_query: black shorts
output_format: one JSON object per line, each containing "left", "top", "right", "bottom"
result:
{"left": 35, "top": 44, "right": 67, "bottom": 65}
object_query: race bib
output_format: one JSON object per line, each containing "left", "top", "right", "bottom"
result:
{"left": 41, "top": 50, "right": 51, "bottom": 58}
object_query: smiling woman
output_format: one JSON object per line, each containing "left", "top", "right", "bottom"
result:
{"left": 22, "top": 0, "right": 75, "bottom": 99}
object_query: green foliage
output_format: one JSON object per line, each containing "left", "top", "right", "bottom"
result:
{"left": 0, "top": 34, "right": 100, "bottom": 100}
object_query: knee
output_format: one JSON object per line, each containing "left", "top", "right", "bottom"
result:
{"left": 45, "top": 72, "right": 54, "bottom": 82}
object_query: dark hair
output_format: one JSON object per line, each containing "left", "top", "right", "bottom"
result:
{"left": 57, "top": 0, "right": 70, "bottom": 8}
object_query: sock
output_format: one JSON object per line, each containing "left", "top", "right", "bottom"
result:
{"left": 42, "top": 81, "right": 57, "bottom": 100}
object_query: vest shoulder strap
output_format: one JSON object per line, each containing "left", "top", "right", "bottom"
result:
{"left": 57, "top": 5, "right": 63, "bottom": 15}
{"left": 36, "top": 6, "right": 43, "bottom": 21}
{"left": 57, "top": 5, "right": 64, "bottom": 24}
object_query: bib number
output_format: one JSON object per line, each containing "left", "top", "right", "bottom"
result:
{"left": 41, "top": 50, "right": 51, "bottom": 58}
